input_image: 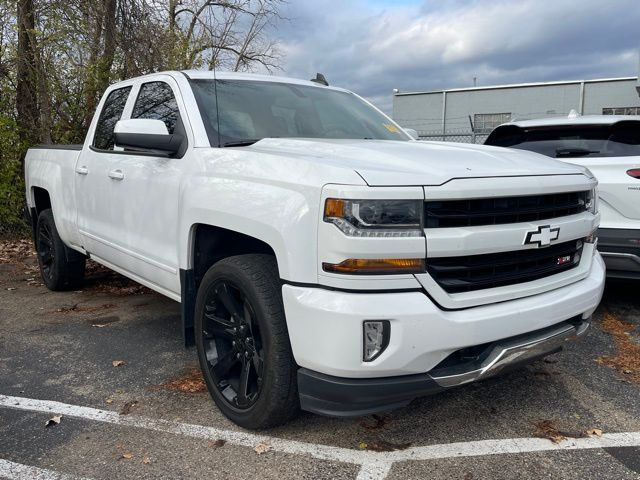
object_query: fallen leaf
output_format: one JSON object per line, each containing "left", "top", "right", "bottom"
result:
{"left": 112, "top": 360, "right": 126, "bottom": 367}
{"left": 587, "top": 428, "right": 603, "bottom": 437}
{"left": 253, "top": 442, "right": 272, "bottom": 454}
{"left": 358, "top": 442, "right": 368, "bottom": 450}
{"left": 208, "top": 439, "right": 226, "bottom": 449}
{"left": 106, "top": 398, "right": 113, "bottom": 404}
{"left": 45, "top": 415, "right": 62, "bottom": 428}
{"left": 598, "top": 313, "right": 640, "bottom": 383}
{"left": 142, "top": 456, "right": 151, "bottom": 464}
{"left": 157, "top": 368, "right": 206, "bottom": 394}
{"left": 122, "top": 453, "right": 133, "bottom": 460}
{"left": 119, "top": 400, "right": 139, "bottom": 415}
{"left": 533, "top": 420, "right": 566, "bottom": 444}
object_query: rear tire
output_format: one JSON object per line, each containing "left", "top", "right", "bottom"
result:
{"left": 36, "top": 209, "right": 85, "bottom": 291}
{"left": 195, "top": 254, "right": 299, "bottom": 429}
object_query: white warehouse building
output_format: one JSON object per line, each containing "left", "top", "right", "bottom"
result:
{"left": 392, "top": 76, "right": 640, "bottom": 143}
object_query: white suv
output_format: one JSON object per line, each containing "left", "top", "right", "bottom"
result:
{"left": 487, "top": 115, "right": 640, "bottom": 279}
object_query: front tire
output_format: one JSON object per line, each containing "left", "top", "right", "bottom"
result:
{"left": 195, "top": 254, "right": 299, "bottom": 429}
{"left": 36, "top": 209, "right": 85, "bottom": 291}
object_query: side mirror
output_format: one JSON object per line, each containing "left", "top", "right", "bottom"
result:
{"left": 404, "top": 128, "right": 419, "bottom": 140}
{"left": 114, "top": 119, "right": 184, "bottom": 156}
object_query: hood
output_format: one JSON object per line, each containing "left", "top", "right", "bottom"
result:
{"left": 247, "top": 138, "right": 585, "bottom": 186}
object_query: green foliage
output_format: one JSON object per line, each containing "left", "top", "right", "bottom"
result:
{"left": 0, "top": 0, "right": 284, "bottom": 236}
{"left": 0, "top": 116, "right": 28, "bottom": 235}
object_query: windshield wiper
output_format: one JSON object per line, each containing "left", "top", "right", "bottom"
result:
{"left": 222, "top": 139, "right": 261, "bottom": 147}
{"left": 555, "top": 147, "right": 599, "bottom": 157}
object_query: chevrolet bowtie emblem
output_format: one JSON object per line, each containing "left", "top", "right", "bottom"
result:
{"left": 524, "top": 225, "right": 560, "bottom": 247}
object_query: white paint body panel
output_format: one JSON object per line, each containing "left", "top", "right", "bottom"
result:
{"left": 283, "top": 254, "right": 604, "bottom": 378}
{"left": 24, "top": 70, "right": 606, "bottom": 379}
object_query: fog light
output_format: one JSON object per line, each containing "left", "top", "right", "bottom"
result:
{"left": 363, "top": 320, "right": 390, "bottom": 362}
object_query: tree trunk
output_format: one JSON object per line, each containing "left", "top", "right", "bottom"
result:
{"left": 83, "top": 1, "right": 105, "bottom": 130}
{"left": 16, "top": 0, "right": 40, "bottom": 148}
{"left": 95, "top": 0, "right": 117, "bottom": 93}
{"left": 168, "top": 0, "right": 179, "bottom": 69}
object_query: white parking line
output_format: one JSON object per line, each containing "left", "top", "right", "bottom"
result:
{"left": 0, "top": 458, "right": 89, "bottom": 480}
{"left": 2, "top": 394, "right": 640, "bottom": 480}
{"left": 355, "top": 462, "right": 393, "bottom": 480}
{"left": 0, "top": 394, "right": 378, "bottom": 468}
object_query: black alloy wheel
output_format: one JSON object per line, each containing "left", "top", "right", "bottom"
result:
{"left": 202, "top": 280, "right": 265, "bottom": 409}
{"left": 35, "top": 209, "right": 85, "bottom": 291}
{"left": 194, "top": 254, "right": 299, "bottom": 429}
{"left": 37, "top": 219, "right": 55, "bottom": 281}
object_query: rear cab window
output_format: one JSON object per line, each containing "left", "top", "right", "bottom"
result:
{"left": 92, "top": 86, "right": 132, "bottom": 150}
{"left": 486, "top": 121, "right": 640, "bottom": 158}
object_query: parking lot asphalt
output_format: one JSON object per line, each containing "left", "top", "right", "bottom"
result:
{"left": 0, "top": 239, "right": 639, "bottom": 480}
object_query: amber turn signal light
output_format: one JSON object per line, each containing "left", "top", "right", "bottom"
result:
{"left": 322, "top": 258, "right": 425, "bottom": 275}
{"left": 324, "top": 198, "right": 346, "bottom": 218}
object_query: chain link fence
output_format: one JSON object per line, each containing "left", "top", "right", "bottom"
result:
{"left": 415, "top": 129, "right": 489, "bottom": 144}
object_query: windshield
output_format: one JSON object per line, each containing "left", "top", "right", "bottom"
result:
{"left": 485, "top": 122, "right": 640, "bottom": 158}
{"left": 190, "top": 79, "right": 409, "bottom": 146}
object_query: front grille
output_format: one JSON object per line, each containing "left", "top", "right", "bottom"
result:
{"left": 427, "top": 239, "right": 584, "bottom": 293}
{"left": 425, "top": 191, "right": 590, "bottom": 228}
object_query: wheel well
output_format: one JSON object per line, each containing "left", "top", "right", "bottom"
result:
{"left": 32, "top": 187, "right": 52, "bottom": 216}
{"left": 181, "top": 224, "right": 278, "bottom": 348}
{"left": 192, "top": 224, "right": 278, "bottom": 287}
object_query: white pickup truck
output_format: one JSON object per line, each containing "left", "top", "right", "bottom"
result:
{"left": 25, "top": 71, "right": 605, "bottom": 429}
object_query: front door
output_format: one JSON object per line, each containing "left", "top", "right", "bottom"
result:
{"left": 76, "top": 79, "right": 188, "bottom": 297}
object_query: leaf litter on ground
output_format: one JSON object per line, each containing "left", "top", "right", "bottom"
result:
{"left": 45, "top": 415, "right": 62, "bottom": 428}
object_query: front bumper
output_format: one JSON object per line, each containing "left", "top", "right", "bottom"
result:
{"left": 298, "top": 317, "right": 589, "bottom": 417}
{"left": 598, "top": 228, "right": 640, "bottom": 279}
{"left": 283, "top": 253, "right": 605, "bottom": 416}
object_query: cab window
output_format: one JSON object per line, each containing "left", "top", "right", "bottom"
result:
{"left": 131, "top": 82, "right": 180, "bottom": 134}
{"left": 92, "top": 86, "right": 132, "bottom": 150}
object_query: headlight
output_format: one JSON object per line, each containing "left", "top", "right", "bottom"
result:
{"left": 324, "top": 198, "right": 423, "bottom": 237}
{"left": 586, "top": 188, "right": 598, "bottom": 214}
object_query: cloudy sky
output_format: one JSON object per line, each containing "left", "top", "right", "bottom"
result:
{"left": 272, "top": 0, "right": 640, "bottom": 113}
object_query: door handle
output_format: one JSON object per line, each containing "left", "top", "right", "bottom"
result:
{"left": 75, "top": 166, "right": 89, "bottom": 175}
{"left": 108, "top": 169, "right": 125, "bottom": 180}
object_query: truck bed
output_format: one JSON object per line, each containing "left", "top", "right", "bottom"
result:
{"left": 31, "top": 144, "right": 83, "bottom": 151}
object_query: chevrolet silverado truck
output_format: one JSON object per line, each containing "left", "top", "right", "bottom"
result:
{"left": 24, "top": 71, "right": 605, "bottom": 429}
{"left": 486, "top": 114, "right": 640, "bottom": 279}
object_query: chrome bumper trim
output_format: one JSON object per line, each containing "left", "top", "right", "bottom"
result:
{"left": 600, "top": 251, "right": 640, "bottom": 266}
{"left": 429, "top": 319, "right": 589, "bottom": 388}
